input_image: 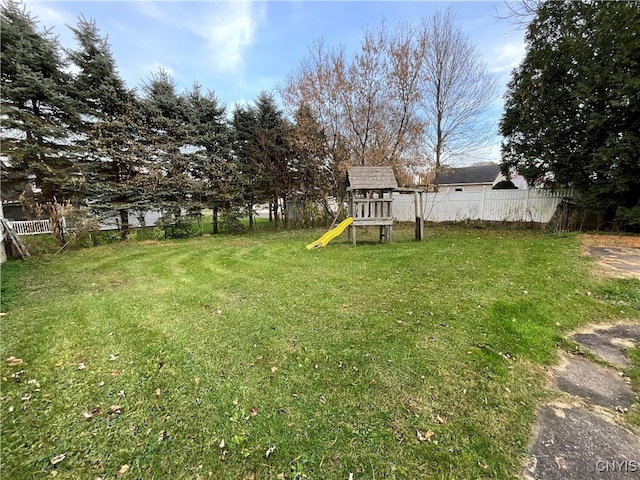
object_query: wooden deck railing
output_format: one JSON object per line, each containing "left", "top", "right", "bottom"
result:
{"left": 351, "top": 199, "right": 393, "bottom": 224}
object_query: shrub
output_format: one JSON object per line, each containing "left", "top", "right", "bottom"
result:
{"left": 616, "top": 206, "right": 640, "bottom": 232}
{"left": 221, "top": 208, "right": 246, "bottom": 234}
{"left": 492, "top": 180, "right": 518, "bottom": 190}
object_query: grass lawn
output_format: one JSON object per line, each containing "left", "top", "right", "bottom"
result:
{"left": 1, "top": 225, "right": 639, "bottom": 479}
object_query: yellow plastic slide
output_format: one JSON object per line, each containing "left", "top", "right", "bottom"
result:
{"left": 306, "top": 217, "right": 354, "bottom": 249}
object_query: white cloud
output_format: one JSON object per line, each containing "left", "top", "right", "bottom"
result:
{"left": 23, "top": 0, "right": 68, "bottom": 29}
{"left": 135, "top": 0, "right": 167, "bottom": 22}
{"left": 186, "top": 2, "right": 266, "bottom": 73}
{"left": 490, "top": 41, "right": 525, "bottom": 74}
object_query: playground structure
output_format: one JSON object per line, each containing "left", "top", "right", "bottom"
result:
{"left": 347, "top": 166, "right": 424, "bottom": 245}
{"left": 306, "top": 166, "right": 425, "bottom": 248}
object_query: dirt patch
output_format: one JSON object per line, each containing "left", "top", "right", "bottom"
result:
{"left": 580, "top": 234, "right": 640, "bottom": 248}
{"left": 580, "top": 235, "right": 640, "bottom": 279}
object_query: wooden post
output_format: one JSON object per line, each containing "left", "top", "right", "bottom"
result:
{"left": 418, "top": 191, "right": 424, "bottom": 241}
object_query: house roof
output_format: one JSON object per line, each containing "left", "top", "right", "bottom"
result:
{"left": 438, "top": 164, "right": 501, "bottom": 185}
{"left": 347, "top": 166, "right": 398, "bottom": 190}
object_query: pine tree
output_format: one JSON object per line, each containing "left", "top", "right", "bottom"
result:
{"left": 140, "top": 70, "right": 195, "bottom": 222}
{"left": 185, "top": 84, "right": 239, "bottom": 233}
{"left": 66, "top": 15, "right": 141, "bottom": 239}
{"left": 252, "top": 92, "right": 292, "bottom": 227}
{"left": 231, "top": 103, "right": 262, "bottom": 228}
{"left": 1, "top": 0, "right": 80, "bottom": 203}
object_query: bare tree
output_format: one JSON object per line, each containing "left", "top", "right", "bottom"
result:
{"left": 420, "top": 9, "right": 498, "bottom": 186}
{"left": 281, "top": 23, "right": 428, "bottom": 187}
{"left": 282, "top": 10, "right": 497, "bottom": 190}
{"left": 493, "top": 0, "right": 541, "bottom": 28}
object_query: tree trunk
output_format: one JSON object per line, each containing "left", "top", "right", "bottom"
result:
{"left": 283, "top": 194, "right": 289, "bottom": 228}
{"left": 273, "top": 196, "right": 280, "bottom": 228}
{"left": 269, "top": 202, "right": 273, "bottom": 222}
{"left": 248, "top": 203, "right": 254, "bottom": 231}
{"left": 213, "top": 206, "right": 219, "bottom": 234}
{"left": 119, "top": 209, "right": 129, "bottom": 240}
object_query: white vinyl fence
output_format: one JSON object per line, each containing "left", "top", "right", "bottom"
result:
{"left": 394, "top": 188, "right": 573, "bottom": 223}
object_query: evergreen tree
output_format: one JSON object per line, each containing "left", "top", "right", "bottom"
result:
{"left": 185, "top": 85, "right": 239, "bottom": 233}
{"left": 1, "top": 0, "right": 80, "bottom": 203}
{"left": 231, "top": 103, "right": 262, "bottom": 228}
{"left": 140, "top": 70, "right": 194, "bottom": 217}
{"left": 251, "top": 92, "right": 293, "bottom": 227}
{"left": 66, "top": 15, "right": 141, "bottom": 238}
{"left": 500, "top": 1, "right": 640, "bottom": 225}
{"left": 288, "top": 104, "right": 334, "bottom": 224}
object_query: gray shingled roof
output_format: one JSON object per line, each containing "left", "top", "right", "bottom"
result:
{"left": 438, "top": 164, "right": 500, "bottom": 185}
{"left": 347, "top": 166, "right": 398, "bottom": 190}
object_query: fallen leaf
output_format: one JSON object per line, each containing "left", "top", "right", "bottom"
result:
{"left": 117, "top": 464, "right": 129, "bottom": 476}
{"left": 277, "top": 474, "right": 285, "bottom": 479}
{"left": 257, "top": 355, "right": 264, "bottom": 364}
{"left": 21, "top": 394, "right": 31, "bottom": 402}
{"left": 435, "top": 415, "right": 448, "bottom": 424}
{"left": 554, "top": 456, "right": 566, "bottom": 470}
{"left": 244, "top": 474, "right": 255, "bottom": 480}
{"left": 155, "top": 388, "right": 161, "bottom": 396}
{"left": 158, "top": 430, "right": 167, "bottom": 442}
{"left": 271, "top": 366, "right": 278, "bottom": 373}
{"left": 6, "top": 356, "right": 24, "bottom": 366}
{"left": 50, "top": 453, "right": 66, "bottom": 465}
{"left": 416, "top": 430, "right": 434, "bottom": 442}
{"left": 110, "top": 405, "right": 123, "bottom": 414}
{"left": 83, "top": 411, "right": 94, "bottom": 420}
{"left": 348, "top": 473, "right": 354, "bottom": 480}
{"left": 77, "top": 362, "right": 86, "bottom": 370}
{"left": 109, "top": 355, "right": 118, "bottom": 361}
{"left": 265, "top": 445, "right": 275, "bottom": 458}
{"left": 219, "top": 439, "right": 225, "bottom": 449}
{"left": 195, "top": 377, "right": 201, "bottom": 385}
{"left": 250, "top": 406, "right": 258, "bottom": 417}
{"left": 55, "top": 360, "right": 63, "bottom": 367}
{"left": 111, "top": 370, "right": 120, "bottom": 376}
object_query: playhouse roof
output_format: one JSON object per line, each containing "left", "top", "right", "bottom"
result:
{"left": 346, "top": 166, "right": 398, "bottom": 191}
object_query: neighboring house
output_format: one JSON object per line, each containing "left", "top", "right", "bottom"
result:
{"left": 436, "top": 164, "right": 528, "bottom": 192}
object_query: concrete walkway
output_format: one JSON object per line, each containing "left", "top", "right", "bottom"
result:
{"left": 524, "top": 323, "right": 640, "bottom": 479}
{"left": 524, "top": 243, "right": 640, "bottom": 479}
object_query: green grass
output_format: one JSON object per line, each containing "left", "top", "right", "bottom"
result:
{"left": 1, "top": 225, "right": 639, "bottom": 479}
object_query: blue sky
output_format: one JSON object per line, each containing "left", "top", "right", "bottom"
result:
{"left": 22, "top": 0, "right": 528, "bottom": 162}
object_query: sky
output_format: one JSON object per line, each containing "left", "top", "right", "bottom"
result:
{"left": 20, "top": 0, "right": 529, "bottom": 164}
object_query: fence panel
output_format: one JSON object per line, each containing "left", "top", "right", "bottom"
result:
{"left": 393, "top": 188, "right": 572, "bottom": 223}
{"left": 6, "top": 218, "right": 67, "bottom": 235}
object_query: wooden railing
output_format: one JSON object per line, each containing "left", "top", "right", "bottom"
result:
{"left": 351, "top": 199, "right": 393, "bottom": 224}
